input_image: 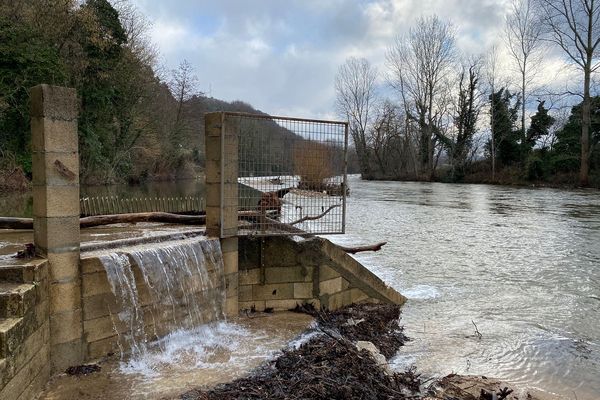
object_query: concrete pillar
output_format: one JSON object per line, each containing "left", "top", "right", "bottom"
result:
{"left": 30, "top": 84, "right": 83, "bottom": 372}
{"left": 205, "top": 112, "right": 239, "bottom": 316}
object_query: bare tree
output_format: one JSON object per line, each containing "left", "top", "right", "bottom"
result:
{"left": 369, "top": 100, "right": 402, "bottom": 175}
{"left": 538, "top": 0, "right": 600, "bottom": 186}
{"left": 335, "top": 57, "right": 378, "bottom": 178}
{"left": 484, "top": 45, "right": 502, "bottom": 179}
{"left": 112, "top": 0, "right": 158, "bottom": 67}
{"left": 505, "top": 0, "right": 545, "bottom": 145}
{"left": 169, "top": 59, "right": 200, "bottom": 139}
{"left": 387, "top": 15, "right": 456, "bottom": 180}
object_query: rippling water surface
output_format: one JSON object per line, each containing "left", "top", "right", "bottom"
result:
{"left": 327, "top": 175, "right": 600, "bottom": 399}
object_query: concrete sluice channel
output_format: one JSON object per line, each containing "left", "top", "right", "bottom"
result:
{"left": 37, "top": 233, "right": 314, "bottom": 399}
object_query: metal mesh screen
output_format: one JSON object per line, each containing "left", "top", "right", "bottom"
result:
{"left": 222, "top": 112, "right": 348, "bottom": 236}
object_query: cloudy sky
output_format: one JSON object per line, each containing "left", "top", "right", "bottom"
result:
{"left": 130, "top": 0, "right": 563, "bottom": 120}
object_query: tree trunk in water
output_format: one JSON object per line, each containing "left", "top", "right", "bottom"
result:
{"left": 356, "top": 140, "right": 371, "bottom": 179}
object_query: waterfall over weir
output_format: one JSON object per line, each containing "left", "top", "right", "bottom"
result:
{"left": 97, "top": 238, "right": 226, "bottom": 362}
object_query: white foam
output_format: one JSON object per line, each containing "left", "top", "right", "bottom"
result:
{"left": 119, "top": 321, "right": 252, "bottom": 377}
{"left": 402, "top": 285, "right": 440, "bottom": 300}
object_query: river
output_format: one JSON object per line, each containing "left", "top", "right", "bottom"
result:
{"left": 2, "top": 175, "right": 599, "bottom": 398}
{"left": 326, "top": 175, "right": 600, "bottom": 399}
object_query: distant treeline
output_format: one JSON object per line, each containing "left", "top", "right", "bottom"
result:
{"left": 335, "top": 7, "right": 600, "bottom": 188}
{"left": 0, "top": 0, "right": 301, "bottom": 188}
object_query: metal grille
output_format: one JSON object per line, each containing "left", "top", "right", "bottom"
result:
{"left": 222, "top": 112, "right": 348, "bottom": 236}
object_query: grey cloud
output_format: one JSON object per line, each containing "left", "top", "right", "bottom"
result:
{"left": 131, "top": 0, "right": 515, "bottom": 119}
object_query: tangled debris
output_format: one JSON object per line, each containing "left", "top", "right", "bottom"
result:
{"left": 14, "top": 243, "right": 35, "bottom": 259}
{"left": 178, "top": 303, "right": 546, "bottom": 400}
{"left": 179, "top": 303, "right": 418, "bottom": 400}
{"left": 65, "top": 363, "right": 101, "bottom": 376}
{"left": 312, "top": 303, "right": 408, "bottom": 359}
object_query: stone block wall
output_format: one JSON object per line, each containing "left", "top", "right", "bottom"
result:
{"left": 238, "top": 236, "right": 405, "bottom": 312}
{"left": 205, "top": 113, "right": 239, "bottom": 318}
{"left": 30, "top": 85, "right": 83, "bottom": 373}
{"left": 0, "top": 259, "right": 51, "bottom": 400}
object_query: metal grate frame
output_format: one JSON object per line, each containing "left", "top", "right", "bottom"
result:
{"left": 220, "top": 112, "right": 348, "bottom": 237}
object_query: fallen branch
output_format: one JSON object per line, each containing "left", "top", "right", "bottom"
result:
{"left": 79, "top": 212, "right": 205, "bottom": 228}
{"left": 289, "top": 204, "right": 341, "bottom": 225}
{"left": 338, "top": 242, "right": 387, "bottom": 254}
{"left": 0, "top": 212, "right": 205, "bottom": 230}
{"left": 0, "top": 217, "right": 32, "bottom": 230}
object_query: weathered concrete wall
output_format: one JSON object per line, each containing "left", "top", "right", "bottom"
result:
{"left": 238, "top": 236, "right": 405, "bottom": 312}
{"left": 0, "top": 259, "right": 51, "bottom": 400}
{"left": 79, "top": 238, "right": 225, "bottom": 361}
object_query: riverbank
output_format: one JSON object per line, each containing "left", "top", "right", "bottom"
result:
{"left": 179, "top": 304, "right": 560, "bottom": 400}
{"left": 361, "top": 163, "right": 600, "bottom": 189}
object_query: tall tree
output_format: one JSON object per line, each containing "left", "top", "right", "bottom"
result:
{"left": 368, "top": 100, "right": 403, "bottom": 176}
{"left": 446, "top": 59, "right": 483, "bottom": 180}
{"left": 505, "top": 0, "right": 544, "bottom": 150}
{"left": 484, "top": 46, "right": 502, "bottom": 179}
{"left": 538, "top": 0, "right": 600, "bottom": 186}
{"left": 335, "top": 57, "right": 378, "bottom": 178}
{"left": 169, "top": 60, "right": 200, "bottom": 146}
{"left": 553, "top": 96, "right": 600, "bottom": 171}
{"left": 490, "top": 88, "right": 522, "bottom": 166}
{"left": 0, "top": 14, "right": 67, "bottom": 172}
{"left": 387, "top": 15, "right": 456, "bottom": 179}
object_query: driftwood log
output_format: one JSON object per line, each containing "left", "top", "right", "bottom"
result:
{"left": 338, "top": 241, "right": 387, "bottom": 254}
{"left": 0, "top": 217, "right": 33, "bottom": 230}
{"left": 0, "top": 213, "right": 206, "bottom": 230}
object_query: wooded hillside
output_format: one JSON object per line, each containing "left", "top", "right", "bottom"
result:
{"left": 0, "top": 0, "right": 297, "bottom": 187}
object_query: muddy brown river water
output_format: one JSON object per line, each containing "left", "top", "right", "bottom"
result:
{"left": 326, "top": 175, "right": 600, "bottom": 400}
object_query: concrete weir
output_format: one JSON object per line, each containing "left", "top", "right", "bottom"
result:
{"left": 238, "top": 236, "right": 405, "bottom": 312}
{"left": 0, "top": 87, "right": 405, "bottom": 399}
{"left": 80, "top": 236, "right": 226, "bottom": 360}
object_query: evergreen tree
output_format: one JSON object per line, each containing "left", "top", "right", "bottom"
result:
{"left": 552, "top": 97, "right": 600, "bottom": 173}
{"left": 489, "top": 88, "right": 521, "bottom": 167}
{"left": 525, "top": 101, "right": 554, "bottom": 150}
{"left": 0, "top": 16, "right": 67, "bottom": 173}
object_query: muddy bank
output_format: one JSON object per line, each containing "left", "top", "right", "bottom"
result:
{"left": 179, "top": 304, "right": 560, "bottom": 400}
